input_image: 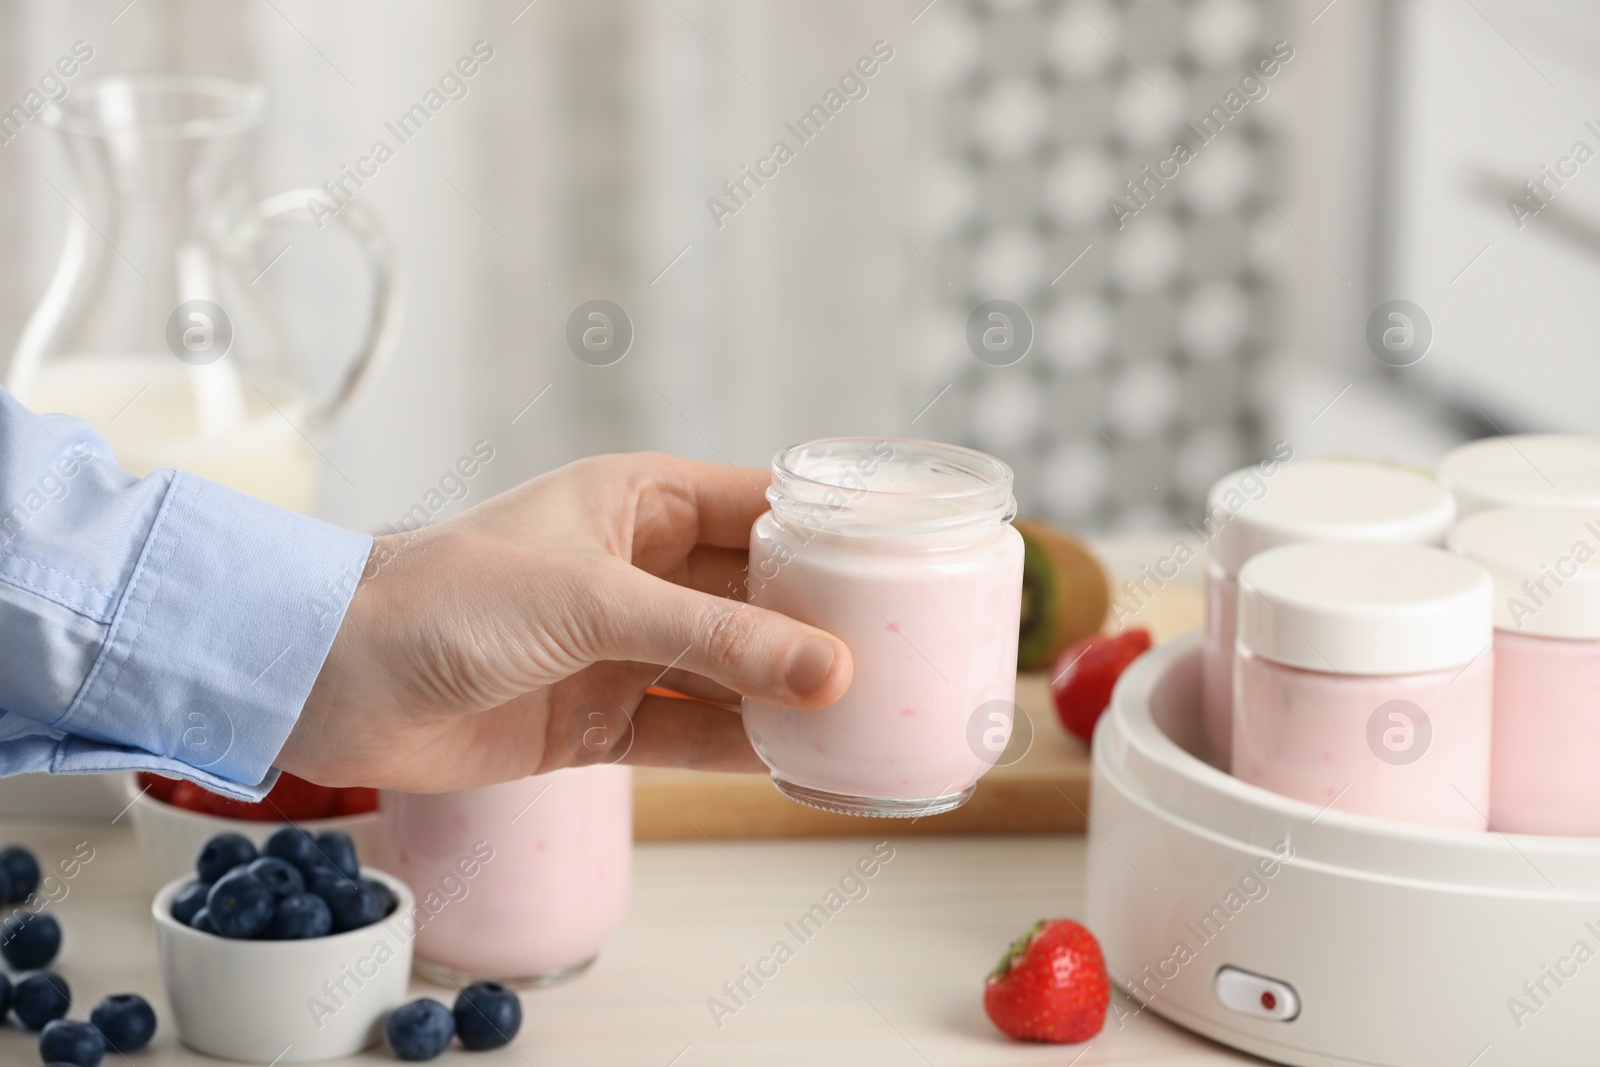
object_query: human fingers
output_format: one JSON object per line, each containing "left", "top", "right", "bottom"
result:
{"left": 649, "top": 669, "right": 743, "bottom": 707}
{"left": 587, "top": 564, "right": 852, "bottom": 710}
{"left": 659, "top": 544, "right": 752, "bottom": 599}
{"left": 537, "top": 690, "right": 762, "bottom": 773}
{"left": 638, "top": 455, "right": 772, "bottom": 550}
{"left": 621, "top": 693, "right": 766, "bottom": 773}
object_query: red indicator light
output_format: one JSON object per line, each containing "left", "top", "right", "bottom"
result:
{"left": 1260, "top": 991, "right": 1278, "bottom": 1011}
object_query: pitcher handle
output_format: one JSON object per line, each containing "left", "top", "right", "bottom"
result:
{"left": 229, "top": 190, "right": 402, "bottom": 430}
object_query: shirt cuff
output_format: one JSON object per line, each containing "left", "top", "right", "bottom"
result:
{"left": 52, "top": 471, "right": 372, "bottom": 800}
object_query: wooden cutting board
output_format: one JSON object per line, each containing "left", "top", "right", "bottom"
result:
{"left": 633, "top": 579, "right": 1202, "bottom": 840}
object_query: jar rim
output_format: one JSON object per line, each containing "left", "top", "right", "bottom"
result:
{"left": 768, "top": 437, "right": 1016, "bottom": 536}
{"left": 773, "top": 437, "right": 1012, "bottom": 500}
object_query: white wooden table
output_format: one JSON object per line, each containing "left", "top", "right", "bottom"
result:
{"left": 0, "top": 819, "right": 1259, "bottom": 1066}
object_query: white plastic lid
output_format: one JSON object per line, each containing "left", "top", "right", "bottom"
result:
{"left": 1438, "top": 435, "right": 1600, "bottom": 517}
{"left": 1206, "top": 461, "right": 1455, "bottom": 578}
{"left": 1238, "top": 542, "right": 1492, "bottom": 675}
{"left": 1448, "top": 507, "right": 1600, "bottom": 638}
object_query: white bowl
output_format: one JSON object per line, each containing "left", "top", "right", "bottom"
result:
{"left": 152, "top": 869, "right": 415, "bottom": 1063}
{"left": 124, "top": 773, "right": 380, "bottom": 890}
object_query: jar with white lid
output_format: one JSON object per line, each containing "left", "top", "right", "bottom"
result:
{"left": 1233, "top": 542, "right": 1493, "bottom": 830}
{"left": 741, "top": 438, "right": 1025, "bottom": 817}
{"left": 1438, "top": 434, "right": 1600, "bottom": 517}
{"left": 1448, "top": 506, "right": 1600, "bottom": 835}
{"left": 1201, "top": 461, "right": 1455, "bottom": 766}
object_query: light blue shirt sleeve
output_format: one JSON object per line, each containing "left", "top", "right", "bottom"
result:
{"left": 0, "top": 387, "right": 373, "bottom": 800}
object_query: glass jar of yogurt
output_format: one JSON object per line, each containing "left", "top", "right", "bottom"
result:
{"left": 1233, "top": 542, "right": 1494, "bottom": 830}
{"left": 1449, "top": 507, "right": 1600, "bottom": 835}
{"left": 741, "top": 438, "right": 1025, "bottom": 818}
{"left": 1438, "top": 434, "right": 1600, "bottom": 518}
{"left": 1200, "top": 461, "right": 1455, "bottom": 766}
{"left": 374, "top": 766, "right": 632, "bottom": 986}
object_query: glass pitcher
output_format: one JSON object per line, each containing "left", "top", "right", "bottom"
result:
{"left": 5, "top": 74, "right": 400, "bottom": 514}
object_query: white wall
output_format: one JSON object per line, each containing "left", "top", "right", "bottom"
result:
{"left": 1390, "top": 0, "right": 1600, "bottom": 436}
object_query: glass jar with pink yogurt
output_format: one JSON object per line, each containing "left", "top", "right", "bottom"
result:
{"left": 374, "top": 765, "right": 632, "bottom": 986}
{"left": 1232, "top": 542, "right": 1494, "bottom": 830}
{"left": 741, "top": 438, "right": 1025, "bottom": 818}
{"left": 1450, "top": 506, "right": 1600, "bottom": 836}
{"left": 1200, "top": 460, "right": 1455, "bottom": 768}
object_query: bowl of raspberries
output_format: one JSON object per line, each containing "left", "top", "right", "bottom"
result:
{"left": 152, "top": 826, "right": 414, "bottom": 1062}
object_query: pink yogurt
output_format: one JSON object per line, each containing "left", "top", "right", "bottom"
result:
{"left": 741, "top": 438, "right": 1024, "bottom": 817}
{"left": 1489, "top": 631, "right": 1600, "bottom": 835}
{"left": 374, "top": 766, "right": 631, "bottom": 984}
{"left": 1233, "top": 651, "right": 1492, "bottom": 830}
{"left": 1449, "top": 505, "right": 1600, "bottom": 836}
{"left": 1231, "top": 542, "right": 1493, "bottom": 831}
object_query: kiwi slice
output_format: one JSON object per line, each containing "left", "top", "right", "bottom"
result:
{"left": 1015, "top": 519, "right": 1109, "bottom": 670}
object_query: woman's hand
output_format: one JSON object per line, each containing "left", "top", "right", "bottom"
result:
{"left": 280, "top": 453, "right": 852, "bottom": 792}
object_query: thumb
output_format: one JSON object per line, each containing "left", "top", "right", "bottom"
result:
{"left": 594, "top": 565, "right": 852, "bottom": 708}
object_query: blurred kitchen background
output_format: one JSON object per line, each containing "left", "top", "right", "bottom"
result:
{"left": 6, "top": 0, "right": 1597, "bottom": 541}
{"left": 4, "top": 0, "right": 1597, "bottom": 536}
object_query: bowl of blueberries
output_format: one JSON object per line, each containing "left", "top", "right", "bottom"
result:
{"left": 152, "top": 826, "right": 415, "bottom": 1062}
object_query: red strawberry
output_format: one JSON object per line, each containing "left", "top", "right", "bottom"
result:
{"left": 984, "top": 918, "right": 1109, "bottom": 1043}
{"left": 1050, "top": 628, "right": 1152, "bottom": 744}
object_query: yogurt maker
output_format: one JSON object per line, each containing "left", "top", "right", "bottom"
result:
{"left": 1085, "top": 633, "right": 1600, "bottom": 1066}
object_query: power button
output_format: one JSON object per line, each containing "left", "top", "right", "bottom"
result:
{"left": 1214, "top": 966, "right": 1300, "bottom": 1021}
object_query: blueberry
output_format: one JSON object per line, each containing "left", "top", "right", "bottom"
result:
{"left": 365, "top": 877, "right": 398, "bottom": 917}
{"left": 0, "top": 846, "right": 41, "bottom": 902}
{"left": 189, "top": 907, "right": 217, "bottom": 934}
{"left": 195, "top": 832, "right": 256, "bottom": 883}
{"left": 39, "top": 1018, "right": 104, "bottom": 1067}
{"left": 13, "top": 971, "right": 71, "bottom": 1030}
{"left": 325, "top": 880, "right": 387, "bottom": 932}
{"left": 313, "top": 830, "right": 360, "bottom": 879}
{"left": 246, "top": 857, "right": 305, "bottom": 898}
{"left": 205, "top": 871, "right": 274, "bottom": 938}
{"left": 170, "top": 881, "right": 213, "bottom": 926}
{"left": 266, "top": 893, "right": 333, "bottom": 940}
{"left": 304, "top": 862, "right": 350, "bottom": 900}
{"left": 89, "top": 993, "right": 158, "bottom": 1053}
{"left": 262, "top": 826, "right": 321, "bottom": 875}
{"left": 1, "top": 911, "right": 60, "bottom": 970}
{"left": 452, "top": 981, "right": 521, "bottom": 1051}
{"left": 386, "top": 997, "right": 455, "bottom": 1061}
